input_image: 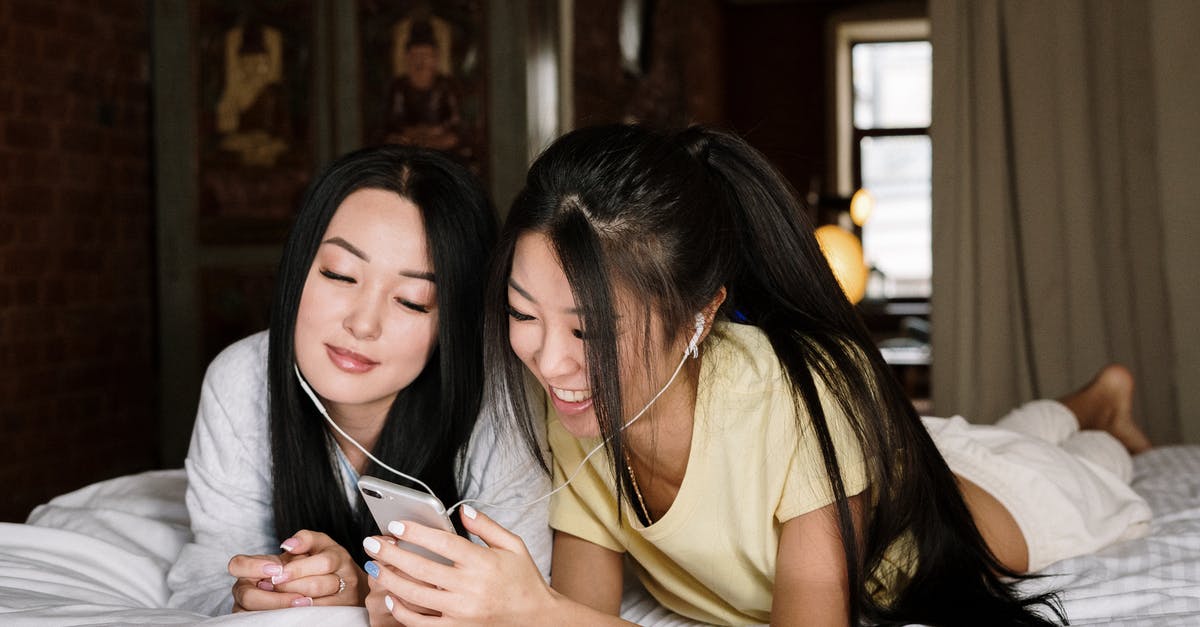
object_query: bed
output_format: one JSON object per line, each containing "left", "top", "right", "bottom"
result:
{"left": 1, "top": 446, "right": 1199, "bottom": 626}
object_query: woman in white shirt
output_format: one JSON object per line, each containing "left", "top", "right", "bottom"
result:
{"left": 166, "top": 144, "right": 550, "bottom": 614}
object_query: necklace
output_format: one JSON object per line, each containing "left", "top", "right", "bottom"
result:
{"left": 624, "top": 449, "right": 653, "bottom": 525}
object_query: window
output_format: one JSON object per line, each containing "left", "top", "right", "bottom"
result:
{"left": 835, "top": 20, "right": 931, "bottom": 300}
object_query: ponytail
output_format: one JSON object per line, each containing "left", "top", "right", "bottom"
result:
{"left": 691, "top": 126, "right": 1063, "bottom": 625}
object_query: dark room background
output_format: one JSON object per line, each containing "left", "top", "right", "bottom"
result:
{"left": 1, "top": 0, "right": 921, "bottom": 522}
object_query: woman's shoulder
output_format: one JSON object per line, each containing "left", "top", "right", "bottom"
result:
{"left": 190, "top": 331, "right": 272, "bottom": 470}
{"left": 468, "top": 373, "right": 549, "bottom": 462}
{"left": 199, "top": 331, "right": 270, "bottom": 418}
{"left": 204, "top": 330, "right": 269, "bottom": 382}
{"left": 703, "top": 322, "right": 786, "bottom": 392}
{"left": 700, "top": 323, "right": 856, "bottom": 430}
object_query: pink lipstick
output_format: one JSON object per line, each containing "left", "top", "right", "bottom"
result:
{"left": 325, "top": 344, "right": 379, "bottom": 373}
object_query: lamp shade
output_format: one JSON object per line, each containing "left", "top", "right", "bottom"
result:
{"left": 814, "top": 224, "right": 868, "bottom": 303}
{"left": 850, "top": 188, "right": 874, "bottom": 227}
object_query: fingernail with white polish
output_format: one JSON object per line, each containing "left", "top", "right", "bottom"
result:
{"left": 462, "top": 504, "right": 478, "bottom": 520}
{"left": 263, "top": 563, "right": 283, "bottom": 577}
{"left": 363, "top": 536, "right": 381, "bottom": 554}
{"left": 280, "top": 538, "right": 299, "bottom": 552}
{"left": 385, "top": 595, "right": 395, "bottom": 611}
{"left": 388, "top": 520, "right": 405, "bottom": 536}
{"left": 290, "top": 596, "right": 312, "bottom": 607}
{"left": 271, "top": 572, "right": 290, "bottom": 585}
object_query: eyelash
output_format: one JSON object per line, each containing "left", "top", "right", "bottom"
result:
{"left": 396, "top": 298, "right": 430, "bottom": 314}
{"left": 320, "top": 268, "right": 355, "bottom": 284}
{"left": 323, "top": 268, "right": 430, "bottom": 313}
{"left": 505, "top": 304, "right": 535, "bottom": 322}
{"left": 506, "top": 304, "right": 584, "bottom": 339}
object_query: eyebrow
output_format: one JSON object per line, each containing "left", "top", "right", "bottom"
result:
{"left": 402, "top": 269, "right": 436, "bottom": 282}
{"left": 508, "top": 278, "right": 579, "bottom": 314}
{"left": 323, "top": 237, "right": 368, "bottom": 261}
{"left": 323, "top": 237, "right": 435, "bottom": 282}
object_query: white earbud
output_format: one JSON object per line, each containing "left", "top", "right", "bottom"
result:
{"left": 686, "top": 312, "right": 706, "bottom": 358}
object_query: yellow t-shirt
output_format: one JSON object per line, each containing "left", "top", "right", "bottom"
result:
{"left": 547, "top": 322, "right": 872, "bottom": 625}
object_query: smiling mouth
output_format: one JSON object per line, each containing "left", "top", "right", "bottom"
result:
{"left": 551, "top": 386, "right": 593, "bottom": 403}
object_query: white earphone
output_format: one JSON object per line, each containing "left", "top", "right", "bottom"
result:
{"left": 686, "top": 312, "right": 706, "bottom": 358}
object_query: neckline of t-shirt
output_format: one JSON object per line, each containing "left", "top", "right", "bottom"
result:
{"left": 628, "top": 329, "right": 738, "bottom": 539}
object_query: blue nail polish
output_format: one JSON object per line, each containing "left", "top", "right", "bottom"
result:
{"left": 365, "top": 560, "right": 380, "bottom": 578}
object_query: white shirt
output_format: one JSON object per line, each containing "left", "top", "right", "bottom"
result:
{"left": 165, "top": 331, "right": 551, "bottom": 615}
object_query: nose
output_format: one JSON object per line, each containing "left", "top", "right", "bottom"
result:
{"left": 343, "top": 293, "right": 385, "bottom": 341}
{"left": 535, "top": 327, "right": 583, "bottom": 383}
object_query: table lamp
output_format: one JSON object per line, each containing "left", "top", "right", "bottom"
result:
{"left": 815, "top": 223, "right": 869, "bottom": 303}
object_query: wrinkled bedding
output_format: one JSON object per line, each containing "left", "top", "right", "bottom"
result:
{"left": 0, "top": 469, "right": 692, "bottom": 626}
{"left": 3, "top": 446, "right": 1200, "bottom": 625}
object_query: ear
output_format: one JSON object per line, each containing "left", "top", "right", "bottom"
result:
{"left": 693, "top": 286, "right": 728, "bottom": 348}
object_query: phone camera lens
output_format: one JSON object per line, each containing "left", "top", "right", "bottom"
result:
{"left": 362, "top": 488, "right": 383, "bottom": 499}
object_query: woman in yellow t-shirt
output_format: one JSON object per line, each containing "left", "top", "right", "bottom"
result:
{"left": 360, "top": 125, "right": 1151, "bottom": 626}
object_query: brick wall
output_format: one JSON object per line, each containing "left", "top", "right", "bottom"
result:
{"left": 0, "top": 0, "right": 156, "bottom": 522}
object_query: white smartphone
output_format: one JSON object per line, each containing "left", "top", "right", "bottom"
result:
{"left": 358, "top": 475, "right": 456, "bottom": 565}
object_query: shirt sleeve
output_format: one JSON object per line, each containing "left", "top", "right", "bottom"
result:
{"left": 166, "top": 334, "right": 276, "bottom": 615}
{"left": 776, "top": 377, "right": 869, "bottom": 523}
{"left": 456, "top": 380, "right": 554, "bottom": 581}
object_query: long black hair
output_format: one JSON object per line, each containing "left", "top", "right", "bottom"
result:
{"left": 485, "top": 125, "right": 1063, "bottom": 625}
{"left": 269, "top": 144, "right": 497, "bottom": 566}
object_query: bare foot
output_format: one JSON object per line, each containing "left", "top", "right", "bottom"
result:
{"left": 1059, "top": 364, "right": 1152, "bottom": 455}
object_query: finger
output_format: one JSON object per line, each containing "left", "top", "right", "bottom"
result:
{"left": 228, "top": 553, "right": 287, "bottom": 580}
{"left": 384, "top": 592, "right": 441, "bottom": 627}
{"left": 381, "top": 518, "right": 486, "bottom": 565}
{"left": 273, "top": 550, "right": 340, "bottom": 584}
{"left": 365, "top": 557, "right": 452, "bottom": 614}
{"left": 231, "top": 577, "right": 311, "bottom": 610}
{"left": 363, "top": 556, "right": 440, "bottom": 615}
{"left": 369, "top": 582, "right": 438, "bottom": 618}
{"left": 363, "top": 533, "right": 457, "bottom": 589}
{"left": 279, "top": 528, "right": 336, "bottom": 555}
{"left": 231, "top": 578, "right": 251, "bottom": 611}
{"left": 458, "top": 504, "right": 527, "bottom": 553}
{"left": 366, "top": 589, "right": 403, "bottom": 626}
{"left": 272, "top": 572, "right": 343, "bottom": 599}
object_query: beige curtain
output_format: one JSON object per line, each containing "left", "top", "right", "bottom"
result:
{"left": 929, "top": 0, "right": 1200, "bottom": 443}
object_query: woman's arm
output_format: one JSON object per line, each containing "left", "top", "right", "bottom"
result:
{"left": 167, "top": 334, "right": 278, "bottom": 614}
{"left": 771, "top": 495, "right": 865, "bottom": 626}
{"left": 550, "top": 530, "right": 625, "bottom": 615}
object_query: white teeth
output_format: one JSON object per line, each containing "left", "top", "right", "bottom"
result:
{"left": 551, "top": 387, "right": 593, "bottom": 403}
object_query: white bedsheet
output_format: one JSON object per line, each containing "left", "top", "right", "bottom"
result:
{"left": 0, "top": 468, "right": 692, "bottom": 626}
{"left": 1017, "top": 445, "right": 1200, "bottom": 626}
{"left": 2, "top": 447, "right": 1199, "bottom": 625}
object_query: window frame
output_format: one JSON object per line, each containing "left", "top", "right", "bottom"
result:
{"left": 832, "top": 18, "right": 931, "bottom": 304}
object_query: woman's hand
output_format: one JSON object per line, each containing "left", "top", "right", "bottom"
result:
{"left": 363, "top": 505, "right": 557, "bottom": 626}
{"left": 364, "top": 537, "right": 436, "bottom": 626}
{"left": 228, "top": 529, "right": 366, "bottom": 610}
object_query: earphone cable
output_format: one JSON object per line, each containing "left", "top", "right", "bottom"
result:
{"left": 294, "top": 326, "right": 699, "bottom": 518}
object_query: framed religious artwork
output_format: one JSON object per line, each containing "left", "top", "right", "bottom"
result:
{"left": 358, "top": 0, "right": 488, "bottom": 180}
{"left": 194, "top": 0, "right": 315, "bottom": 244}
